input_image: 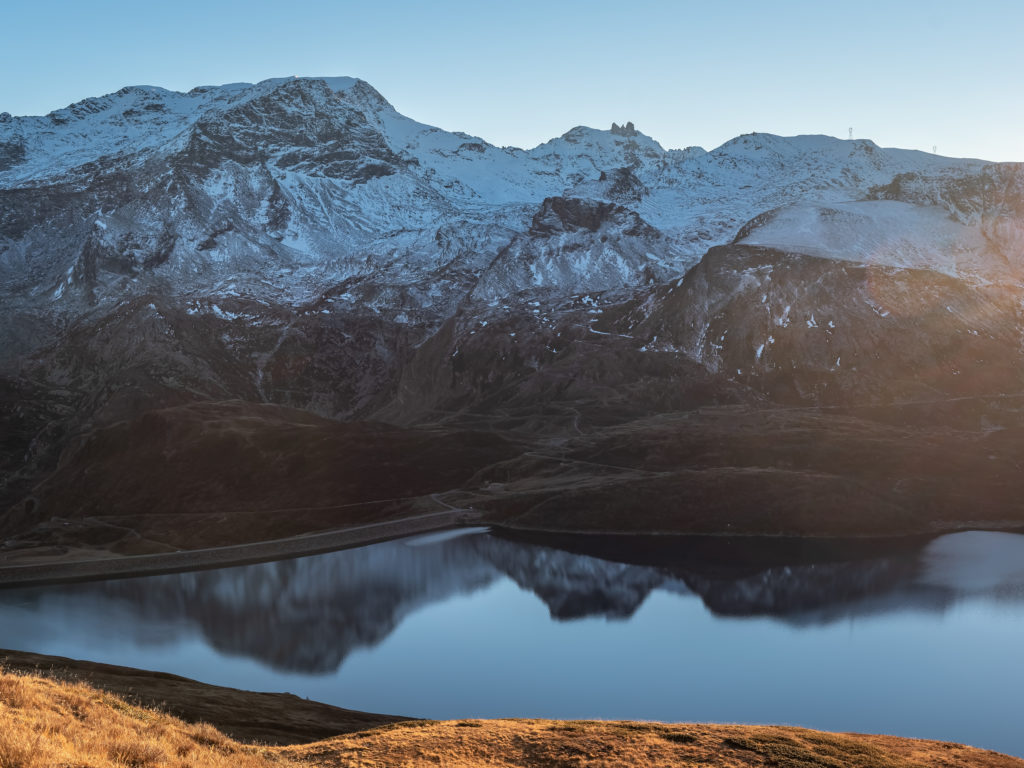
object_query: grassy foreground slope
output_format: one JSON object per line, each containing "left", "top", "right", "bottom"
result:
{"left": 0, "top": 654, "right": 1021, "bottom": 768}
{"left": 0, "top": 649, "right": 405, "bottom": 745}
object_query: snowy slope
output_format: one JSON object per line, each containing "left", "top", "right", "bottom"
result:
{"left": 0, "top": 75, "right": 1017, "bottom": 355}
{"left": 734, "top": 200, "right": 1017, "bottom": 283}
{"left": 0, "top": 77, "right": 365, "bottom": 185}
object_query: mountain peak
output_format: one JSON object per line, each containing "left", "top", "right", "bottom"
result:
{"left": 535, "top": 125, "right": 665, "bottom": 157}
{"left": 242, "top": 75, "right": 361, "bottom": 95}
{"left": 254, "top": 76, "right": 396, "bottom": 116}
{"left": 302, "top": 76, "right": 359, "bottom": 93}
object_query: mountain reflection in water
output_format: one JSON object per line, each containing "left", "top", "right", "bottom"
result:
{"left": 2, "top": 529, "right": 1022, "bottom": 674}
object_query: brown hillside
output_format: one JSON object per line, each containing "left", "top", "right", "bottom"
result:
{"left": 0, "top": 652, "right": 1021, "bottom": 768}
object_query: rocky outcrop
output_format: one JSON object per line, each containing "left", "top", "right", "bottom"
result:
{"left": 471, "top": 197, "right": 668, "bottom": 301}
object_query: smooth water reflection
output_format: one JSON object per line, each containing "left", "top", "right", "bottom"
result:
{"left": 1, "top": 529, "right": 1023, "bottom": 756}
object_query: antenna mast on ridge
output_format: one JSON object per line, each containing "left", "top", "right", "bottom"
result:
{"left": 849, "top": 127, "right": 853, "bottom": 140}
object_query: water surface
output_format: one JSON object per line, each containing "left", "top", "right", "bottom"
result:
{"left": 1, "top": 528, "right": 1022, "bottom": 756}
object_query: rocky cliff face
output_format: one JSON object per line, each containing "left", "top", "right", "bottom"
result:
{"left": 3, "top": 76, "right": 1024, "bottom": 546}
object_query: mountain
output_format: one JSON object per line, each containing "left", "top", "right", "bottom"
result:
{"left": 2, "top": 76, "right": 1024, "bottom": 552}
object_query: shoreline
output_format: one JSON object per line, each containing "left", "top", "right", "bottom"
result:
{"left": 0, "top": 509, "right": 470, "bottom": 589}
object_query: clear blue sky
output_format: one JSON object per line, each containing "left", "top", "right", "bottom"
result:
{"left": 2, "top": 0, "right": 1022, "bottom": 160}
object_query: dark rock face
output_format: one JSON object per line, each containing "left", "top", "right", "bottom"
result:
{"left": 528, "top": 196, "right": 657, "bottom": 238}
{"left": 600, "top": 166, "right": 648, "bottom": 202}
{"left": 470, "top": 197, "right": 668, "bottom": 301}
{"left": 629, "top": 244, "right": 1024, "bottom": 405}
{"left": 869, "top": 164, "right": 1024, "bottom": 221}
{"left": 610, "top": 121, "right": 639, "bottom": 137}
{"left": 178, "top": 80, "right": 406, "bottom": 182}
{"left": 0, "top": 139, "right": 25, "bottom": 172}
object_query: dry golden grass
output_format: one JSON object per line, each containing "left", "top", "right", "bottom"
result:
{"left": 287, "top": 718, "right": 1024, "bottom": 768}
{"left": 0, "top": 670, "right": 296, "bottom": 768}
{"left": 0, "top": 649, "right": 404, "bottom": 745}
{"left": 2, "top": 665, "right": 1023, "bottom": 768}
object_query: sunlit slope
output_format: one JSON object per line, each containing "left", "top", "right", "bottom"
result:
{"left": 0, "top": 656, "right": 1021, "bottom": 768}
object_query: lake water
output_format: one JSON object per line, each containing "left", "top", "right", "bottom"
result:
{"left": 1, "top": 528, "right": 1023, "bottom": 756}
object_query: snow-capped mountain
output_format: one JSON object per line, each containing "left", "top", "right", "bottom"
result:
{"left": 0, "top": 76, "right": 991, "bottom": 325}
{"left": 3, "top": 76, "right": 1024, "bottom": 547}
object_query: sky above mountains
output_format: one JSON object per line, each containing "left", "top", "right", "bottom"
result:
{"left": 3, "top": 0, "right": 1022, "bottom": 161}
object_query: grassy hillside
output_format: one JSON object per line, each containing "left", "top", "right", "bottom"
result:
{"left": 0, "top": 655, "right": 1021, "bottom": 768}
{"left": 0, "top": 670, "right": 289, "bottom": 768}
